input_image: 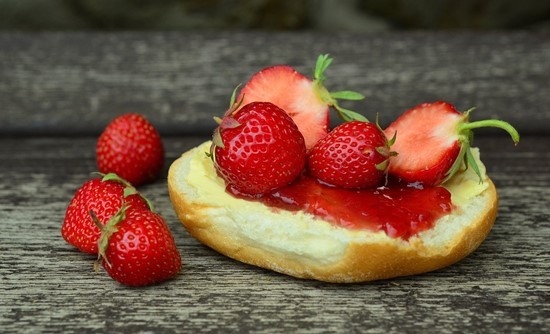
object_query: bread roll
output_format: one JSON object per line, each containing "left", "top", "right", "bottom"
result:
{"left": 168, "top": 141, "right": 498, "bottom": 283}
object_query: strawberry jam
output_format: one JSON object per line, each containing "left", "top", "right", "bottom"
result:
{"left": 229, "top": 175, "right": 453, "bottom": 240}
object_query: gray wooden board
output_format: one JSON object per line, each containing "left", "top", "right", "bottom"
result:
{"left": 1, "top": 31, "right": 549, "bottom": 333}
{"left": 1, "top": 31, "right": 549, "bottom": 136}
{"left": 0, "top": 135, "right": 548, "bottom": 333}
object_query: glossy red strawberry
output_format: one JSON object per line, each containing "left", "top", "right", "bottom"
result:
{"left": 307, "top": 121, "right": 394, "bottom": 189}
{"left": 210, "top": 101, "right": 306, "bottom": 196}
{"left": 96, "top": 113, "right": 164, "bottom": 186}
{"left": 62, "top": 173, "right": 151, "bottom": 254}
{"left": 238, "top": 54, "right": 366, "bottom": 149}
{"left": 384, "top": 101, "right": 520, "bottom": 186}
{"left": 95, "top": 207, "right": 181, "bottom": 286}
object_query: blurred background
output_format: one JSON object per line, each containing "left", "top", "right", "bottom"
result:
{"left": 1, "top": 0, "right": 550, "bottom": 32}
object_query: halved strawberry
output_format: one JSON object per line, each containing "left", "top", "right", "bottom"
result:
{"left": 384, "top": 101, "right": 520, "bottom": 186}
{"left": 238, "top": 54, "right": 366, "bottom": 149}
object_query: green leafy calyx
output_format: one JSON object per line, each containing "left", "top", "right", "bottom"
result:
{"left": 97, "top": 172, "right": 154, "bottom": 212}
{"left": 92, "top": 205, "right": 127, "bottom": 270}
{"left": 208, "top": 87, "right": 246, "bottom": 160}
{"left": 313, "top": 54, "right": 368, "bottom": 123}
{"left": 443, "top": 108, "right": 520, "bottom": 184}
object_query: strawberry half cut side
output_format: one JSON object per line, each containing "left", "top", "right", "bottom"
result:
{"left": 384, "top": 101, "right": 519, "bottom": 186}
{"left": 238, "top": 54, "right": 367, "bottom": 150}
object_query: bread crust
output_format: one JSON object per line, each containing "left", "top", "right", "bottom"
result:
{"left": 168, "top": 144, "right": 498, "bottom": 283}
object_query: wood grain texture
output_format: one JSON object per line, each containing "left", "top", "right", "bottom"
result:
{"left": 1, "top": 135, "right": 548, "bottom": 333}
{"left": 0, "top": 32, "right": 548, "bottom": 333}
{"left": 1, "top": 31, "right": 549, "bottom": 136}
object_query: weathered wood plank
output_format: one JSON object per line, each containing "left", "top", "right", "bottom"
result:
{"left": 1, "top": 32, "right": 549, "bottom": 136}
{"left": 0, "top": 136, "right": 548, "bottom": 333}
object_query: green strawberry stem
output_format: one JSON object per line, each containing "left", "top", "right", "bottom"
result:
{"left": 313, "top": 54, "right": 368, "bottom": 123}
{"left": 92, "top": 205, "right": 127, "bottom": 270}
{"left": 443, "top": 143, "right": 469, "bottom": 184}
{"left": 225, "top": 84, "right": 245, "bottom": 117}
{"left": 444, "top": 115, "right": 520, "bottom": 184}
{"left": 460, "top": 119, "right": 520, "bottom": 144}
{"left": 210, "top": 87, "right": 246, "bottom": 153}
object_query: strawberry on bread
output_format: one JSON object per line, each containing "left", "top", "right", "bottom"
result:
{"left": 210, "top": 94, "right": 306, "bottom": 196}
{"left": 384, "top": 101, "right": 520, "bottom": 186}
{"left": 168, "top": 141, "right": 497, "bottom": 282}
{"left": 167, "top": 56, "right": 519, "bottom": 283}
{"left": 238, "top": 54, "right": 366, "bottom": 149}
{"left": 307, "top": 121, "right": 395, "bottom": 189}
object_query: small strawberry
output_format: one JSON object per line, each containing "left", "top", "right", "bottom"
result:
{"left": 307, "top": 121, "right": 395, "bottom": 189}
{"left": 62, "top": 173, "right": 151, "bottom": 254}
{"left": 210, "top": 96, "right": 307, "bottom": 196}
{"left": 384, "top": 101, "right": 520, "bottom": 186}
{"left": 238, "top": 54, "right": 367, "bottom": 149}
{"left": 94, "top": 206, "right": 181, "bottom": 286}
{"left": 96, "top": 113, "right": 164, "bottom": 186}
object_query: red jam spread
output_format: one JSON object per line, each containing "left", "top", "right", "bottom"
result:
{"left": 228, "top": 175, "right": 453, "bottom": 240}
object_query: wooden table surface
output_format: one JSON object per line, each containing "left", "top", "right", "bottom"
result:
{"left": 1, "top": 32, "right": 549, "bottom": 333}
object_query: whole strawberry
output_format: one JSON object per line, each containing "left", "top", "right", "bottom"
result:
{"left": 62, "top": 173, "right": 151, "bottom": 254}
{"left": 210, "top": 100, "right": 307, "bottom": 195}
{"left": 307, "top": 121, "right": 394, "bottom": 189}
{"left": 384, "top": 101, "right": 520, "bottom": 186}
{"left": 97, "top": 113, "right": 164, "bottom": 186}
{"left": 95, "top": 206, "right": 181, "bottom": 286}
